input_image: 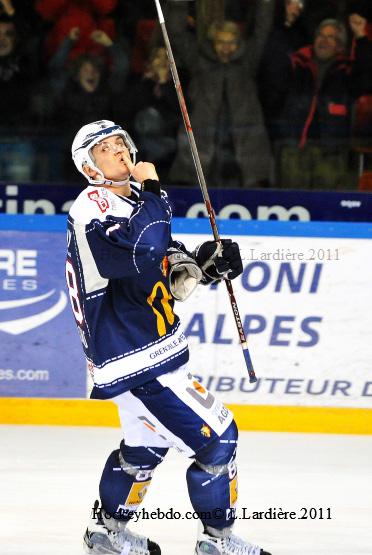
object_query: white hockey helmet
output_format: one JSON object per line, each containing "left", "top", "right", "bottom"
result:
{"left": 71, "top": 120, "right": 138, "bottom": 186}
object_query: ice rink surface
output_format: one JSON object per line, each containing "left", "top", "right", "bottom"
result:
{"left": 1, "top": 425, "right": 372, "bottom": 555}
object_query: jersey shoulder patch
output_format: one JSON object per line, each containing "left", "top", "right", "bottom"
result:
{"left": 69, "top": 186, "right": 134, "bottom": 224}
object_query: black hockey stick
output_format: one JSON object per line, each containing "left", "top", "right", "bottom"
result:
{"left": 154, "top": 0, "right": 257, "bottom": 383}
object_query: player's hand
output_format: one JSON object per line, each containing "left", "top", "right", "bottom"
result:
{"left": 219, "top": 239, "right": 243, "bottom": 279}
{"left": 195, "top": 239, "right": 243, "bottom": 283}
{"left": 122, "top": 155, "right": 159, "bottom": 183}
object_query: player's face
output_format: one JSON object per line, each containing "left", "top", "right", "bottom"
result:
{"left": 91, "top": 135, "right": 131, "bottom": 181}
{"left": 213, "top": 31, "right": 239, "bottom": 63}
{"left": 0, "top": 22, "right": 16, "bottom": 57}
{"left": 314, "top": 25, "right": 341, "bottom": 61}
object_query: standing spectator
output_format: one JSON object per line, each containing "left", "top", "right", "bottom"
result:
{"left": 270, "top": 18, "right": 372, "bottom": 189}
{"left": 259, "top": 0, "right": 309, "bottom": 142}
{"left": 167, "top": 0, "right": 275, "bottom": 188}
{"left": 38, "top": 27, "right": 129, "bottom": 180}
{"left": 57, "top": 54, "right": 113, "bottom": 128}
{"left": 348, "top": 0, "right": 372, "bottom": 185}
{"left": 35, "top": 0, "right": 117, "bottom": 61}
{"left": 123, "top": 46, "right": 180, "bottom": 181}
{"left": 46, "top": 26, "right": 129, "bottom": 98}
{"left": 348, "top": 0, "right": 372, "bottom": 87}
{"left": 0, "top": 15, "right": 39, "bottom": 126}
{"left": 0, "top": 14, "right": 40, "bottom": 180}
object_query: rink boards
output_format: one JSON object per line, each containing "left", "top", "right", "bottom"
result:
{"left": 0, "top": 215, "right": 371, "bottom": 433}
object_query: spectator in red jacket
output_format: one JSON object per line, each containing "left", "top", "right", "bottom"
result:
{"left": 265, "top": 17, "right": 372, "bottom": 189}
{"left": 35, "top": 0, "right": 117, "bottom": 61}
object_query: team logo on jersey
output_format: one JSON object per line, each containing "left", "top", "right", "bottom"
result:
{"left": 200, "top": 424, "right": 211, "bottom": 438}
{"left": 87, "top": 190, "right": 110, "bottom": 213}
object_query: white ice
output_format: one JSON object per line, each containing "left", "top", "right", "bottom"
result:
{"left": 1, "top": 425, "right": 372, "bottom": 555}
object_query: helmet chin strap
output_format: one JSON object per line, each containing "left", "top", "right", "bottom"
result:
{"left": 104, "top": 177, "right": 131, "bottom": 188}
{"left": 87, "top": 176, "right": 131, "bottom": 187}
{"left": 87, "top": 167, "right": 131, "bottom": 188}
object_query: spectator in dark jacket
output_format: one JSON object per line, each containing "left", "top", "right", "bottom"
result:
{"left": 259, "top": 0, "right": 309, "bottom": 141}
{"left": 167, "top": 0, "right": 275, "bottom": 188}
{"left": 57, "top": 53, "right": 115, "bottom": 180}
{"left": 57, "top": 55, "right": 113, "bottom": 127}
{"left": 123, "top": 46, "right": 180, "bottom": 181}
{"left": 348, "top": 0, "right": 372, "bottom": 92}
{"left": 37, "top": 27, "right": 129, "bottom": 181}
{"left": 0, "top": 14, "right": 40, "bottom": 180}
{"left": 0, "top": 15, "right": 38, "bottom": 126}
{"left": 46, "top": 26, "right": 129, "bottom": 98}
{"left": 268, "top": 17, "right": 372, "bottom": 189}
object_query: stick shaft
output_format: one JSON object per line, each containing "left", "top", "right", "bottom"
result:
{"left": 155, "top": 0, "right": 257, "bottom": 383}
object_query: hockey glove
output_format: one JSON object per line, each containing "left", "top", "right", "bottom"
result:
{"left": 194, "top": 239, "right": 243, "bottom": 284}
{"left": 168, "top": 249, "right": 203, "bottom": 301}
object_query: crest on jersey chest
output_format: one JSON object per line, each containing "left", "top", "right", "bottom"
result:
{"left": 87, "top": 189, "right": 110, "bottom": 213}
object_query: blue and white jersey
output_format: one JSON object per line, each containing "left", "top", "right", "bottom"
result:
{"left": 66, "top": 182, "right": 189, "bottom": 399}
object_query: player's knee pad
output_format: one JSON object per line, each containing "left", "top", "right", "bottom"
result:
{"left": 99, "top": 441, "right": 168, "bottom": 519}
{"left": 186, "top": 420, "right": 238, "bottom": 530}
{"left": 196, "top": 418, "right": 238, "bottom": 466}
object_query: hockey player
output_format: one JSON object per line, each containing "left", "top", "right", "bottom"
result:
{"left": 67, "top": 120, "right": 271, "bottom": 555}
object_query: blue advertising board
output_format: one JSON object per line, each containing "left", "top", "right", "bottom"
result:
{"left": 1, "top": 182, "right": 371, "bottom": 222}
{"left": 0, "top": 219, "right": 86, "bottom": 398}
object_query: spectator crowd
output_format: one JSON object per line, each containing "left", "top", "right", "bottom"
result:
{"left": 0, "top": 0, "right": 371, "bottom": 190}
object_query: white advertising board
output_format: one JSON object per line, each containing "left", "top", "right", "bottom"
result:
{"left": 174, "top": 232, "right": 372, "bottom": 408}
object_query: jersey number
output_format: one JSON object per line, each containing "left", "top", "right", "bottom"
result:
{"left": 147, "top": 281, "right": 174, "bottom": 337}
{"left": 66, "top": 259, "right": 84, "bottom": 325}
